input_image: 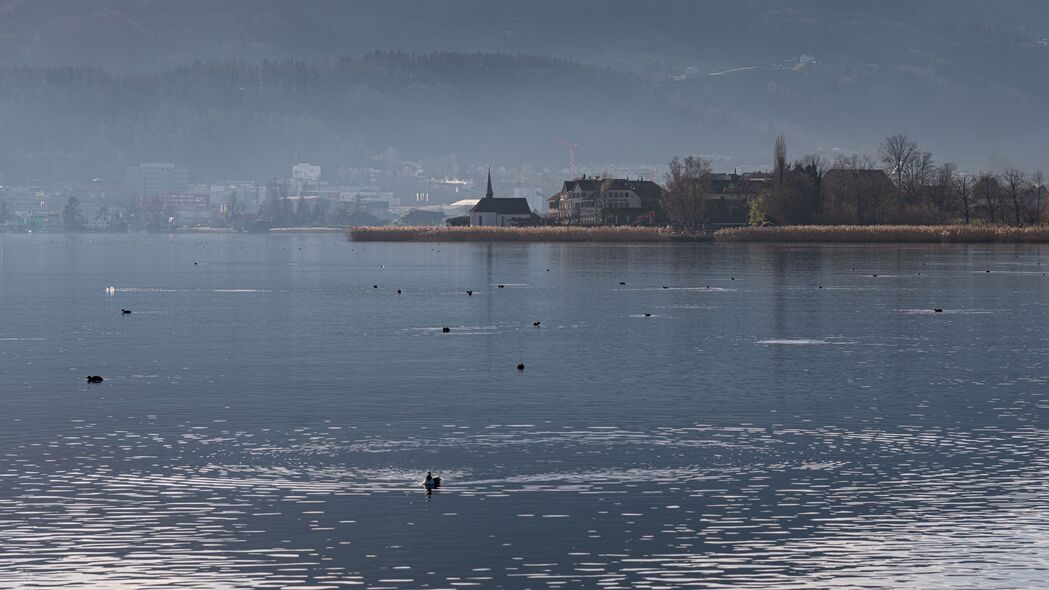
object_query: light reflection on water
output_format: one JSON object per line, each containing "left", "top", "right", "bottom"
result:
{"left": 1, "top": 234, "right": 1048, "bottom": 588}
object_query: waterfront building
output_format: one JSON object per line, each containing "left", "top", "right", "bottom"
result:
{"left": 469, "top": 171, "right": 533, "bottom": 226}
{"left": 547, "top": 175, "right": 662, "bottom": 225}
{"left": 705, "top": 172, "right": 770, "bottom": 226}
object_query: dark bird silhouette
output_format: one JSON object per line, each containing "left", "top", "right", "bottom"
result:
{"left": 396, "top": 289, "right": 402, "bottom": 294}
{"left": 373, "top": 285, "right": 378, "bottom": 289}
{"left": 442, "top": 327, "right": 450, "bottom": 333}
{"left": 466, "top": 290, "right": 473, "bottom": 296}
{"left": 934, "top": 308, "right": 943, "bottom": 313}
{"left": 424, "top": 471, "right": 442, "bottom": 488}
{"left": 619, "top": 282, "right": 626, "bottom": 285}
{"left": 498, "top": 284, "right": 505, "bottom": 288}
{"left": 516, "top": 363, "right": 525, "bottom": 370}
{"left": 121, "top": 309, "right": 131, "bottom": 314}
{"left": 86, "top": 375, "right": 103, "bottom": 383}
{"left": 532, "top": 321, "right": 540, "bottom": 327}
{"left": 644, "top": 313, "right": 652, "bottom": 317}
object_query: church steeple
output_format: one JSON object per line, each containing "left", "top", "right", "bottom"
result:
{"left": 485, "top": 167, "right": 494, "bottom": 199}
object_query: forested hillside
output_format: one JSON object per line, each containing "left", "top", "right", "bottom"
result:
{"left": 0, "top": 53, "right": 727, "bottom": 182}
{"left": 0, "top": 0, "right": 1048, "bottom": 181}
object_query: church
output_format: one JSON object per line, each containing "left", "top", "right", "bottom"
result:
{"left": 469, "top": 170, "right": 534, "bottom": 227}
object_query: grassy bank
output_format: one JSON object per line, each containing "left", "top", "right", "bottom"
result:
{"left": 348, "top": 225, "right": 694, "bottom": 242}
{"left": 714, "top": 225, "right": 1049, "bottom": 243}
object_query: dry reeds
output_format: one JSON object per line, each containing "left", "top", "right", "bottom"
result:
{"left": 714, "top": 225, "right": 1049, "bottom": 243}
{"left": 349, "top": 225, "right": 685, "bottom": 242}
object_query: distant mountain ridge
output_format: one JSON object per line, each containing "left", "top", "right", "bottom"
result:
{"left": 0, "top": 0, "right": 1047, "bottom": 178}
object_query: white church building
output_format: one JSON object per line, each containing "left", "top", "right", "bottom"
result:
{"left": 469, "top": 170, "right": 534, "bottom": 227}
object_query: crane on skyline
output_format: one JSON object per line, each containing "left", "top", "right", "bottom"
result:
{"left": 556, "top": 139, "right": 578, "bottom": 177}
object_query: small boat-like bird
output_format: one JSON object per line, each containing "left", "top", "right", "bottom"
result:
{"left": 424, "top": 471, "right": 442, "bottom": 488}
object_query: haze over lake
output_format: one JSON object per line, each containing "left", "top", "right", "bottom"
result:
{"left": 2, "top": 234, "right": 1048, "bottom": 588}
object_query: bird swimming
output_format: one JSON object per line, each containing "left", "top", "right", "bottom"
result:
{"left": 121, "top": 309, "right": 132, "bottom": 314}
{"left": 516, "top": 363, "right": 525, "bottom": 370}
{"left": 86, "top": 375, "right": 104, "bottom": 383}
{"left": 424, "top": 471, "right": 442, "bottom": 488}
{"left": 532, "top": 321, "right": 540, "bottom": 327}
{"left": 442, "top": 327, "right": 450, "bottom": 333}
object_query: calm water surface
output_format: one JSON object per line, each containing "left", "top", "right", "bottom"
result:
{"left": 1, "top": 234, "right": 1048, "bottom": 588}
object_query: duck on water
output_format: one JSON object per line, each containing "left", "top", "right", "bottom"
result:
{"left": 424, "top": 471, "right": 442, "bottom": 489}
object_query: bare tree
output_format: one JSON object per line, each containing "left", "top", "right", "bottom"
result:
{"left": 954, "top": 174, "right": 974, "bottom": 225}
{"left": 879, "top": 134, "right": 918, "bottom": 202}
{"left": 262, "top": 177, "right": 292, "bottom": 226}
{"left": 975, "top": 172, "right": 1002, "bottom": 224}
{"left": 1032, "top": 170, "right": 1047, "bottom": 223}
{"left": 1002, "top": 168, "right": 1027, "bottom": 226}
{"left": 798, "top": 154, "right": 827, "bottom": 176}
{"left": 903, "top": 150, "right": 934, "bottom": 203}
{"left": 662, "top": 156, "right": 712, "bottom": 231}
{"left": 227, "top": 190, "right": 241, "bottom": 228}
{"left": 827, "top": 153, "right": 889, "bottom": 224}
{"left": 932, "top": 162, "right": 957, "bottom": 220}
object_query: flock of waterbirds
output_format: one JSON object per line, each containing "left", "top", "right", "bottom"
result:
{"left": 88, "top": 255, "right": 984, "bottom": 385}
{"left": 84, "top": 251, "right": 1022, "bottom": 491}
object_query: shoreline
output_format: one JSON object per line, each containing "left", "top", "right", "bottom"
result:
{"left": 714, "top": 225, "right": 1049, "bottom": 243}
{"left": 10, "top": 225, "right": 1049, "bottom": 244}
{"left": 348, "top": 225, "right": 707, "bottom": 242}
{"left": 348, "top": 224, "right": 1049, "bottom": 244}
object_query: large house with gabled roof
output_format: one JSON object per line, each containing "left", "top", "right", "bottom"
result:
{"left": 547, "top": 175, "right": 662, "bottom": 225}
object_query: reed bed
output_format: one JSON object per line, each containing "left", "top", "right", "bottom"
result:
{"left": 715, "top": 225, "right": 1049, "bottom": 243}
{"left": 349, "top": 225, "right": 687, "bottom": 242}
{"left": 269, "top": 227, "right": 347, "bottom": 233}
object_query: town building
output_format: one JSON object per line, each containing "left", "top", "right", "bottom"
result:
{"left": 126, "top": 163, "right": 189, "bottom": 197}
{"left": 469, "top": 171, "right": 533, "bottom": 226}
{"left": 704, "top": 172, "right": 771, "bottom": 226}
{"left": 292, "top": 163, "right": 321, "bottom": 181}
{"left": 547, "top": 175, "right": 662, "bottom": 225}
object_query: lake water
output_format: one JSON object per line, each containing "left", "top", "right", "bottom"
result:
{"left": 1, "top": 233, "right": 1048, "bottom": 589}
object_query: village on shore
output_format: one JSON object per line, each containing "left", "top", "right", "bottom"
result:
{"left": 2, "top": 135, "right": 1046, "bottom": 238}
